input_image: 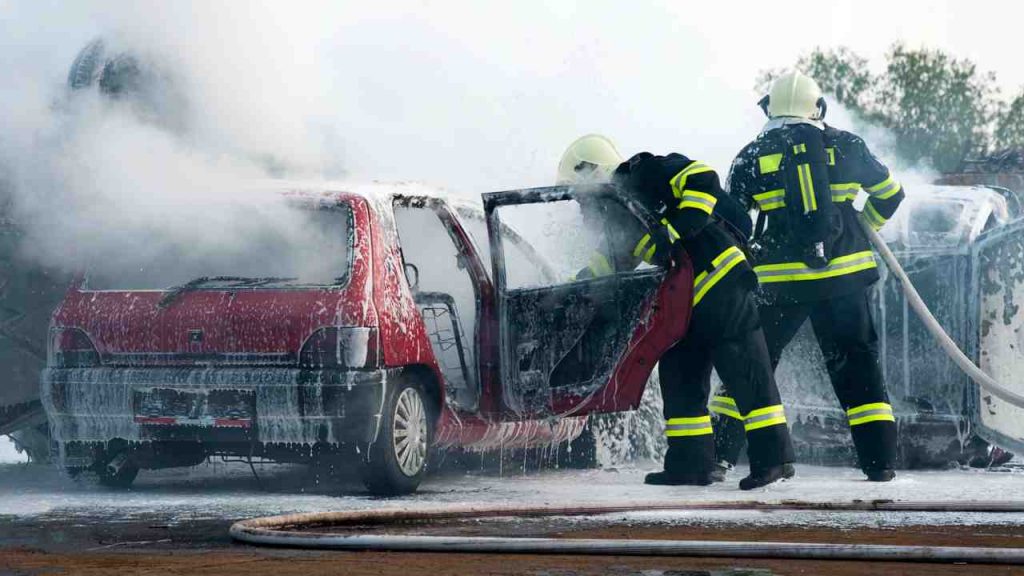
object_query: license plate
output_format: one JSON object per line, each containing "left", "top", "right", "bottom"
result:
{"left": 133, "top": 388, "right": 255, "bottom": 428}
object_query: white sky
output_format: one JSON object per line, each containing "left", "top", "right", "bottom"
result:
{"left": 0, "top": 0, "right": 1021, "bottom": 191}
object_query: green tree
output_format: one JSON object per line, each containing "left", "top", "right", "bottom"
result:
{"left": 996, "top": 90, "right": 1024, "bottom": 150}
{"left": 757, "top": 44, "right": 1020, "bottom": 172}
{"left": 874, "top": 44, "right": 998, "bottom": 171}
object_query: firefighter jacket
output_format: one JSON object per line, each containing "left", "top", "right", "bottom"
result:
{"left": 583, "top": 152, "right": 756, "bottom": 308}
{"left": 727, "top": 123, "right": 905, "bottom": 304}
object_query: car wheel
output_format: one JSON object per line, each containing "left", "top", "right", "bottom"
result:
{"left": 362, "top": 379, "right": 432, "bottom": 496}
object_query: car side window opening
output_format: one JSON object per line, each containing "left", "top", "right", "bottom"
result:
{"left": 393, "top": 204, "right": 480, "bottom": 411}
{"left": 495, "top": 197, "right": 654, "bottom": 288}
{"left": 455, "top": 206, "right": 556, "bottom": 288}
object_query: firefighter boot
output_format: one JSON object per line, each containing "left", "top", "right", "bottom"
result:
{"left": 644, "top": 470, "right": 714, "bottom": 486}
{"left": 739, "top": 463, "right": 795, "bottom": 490}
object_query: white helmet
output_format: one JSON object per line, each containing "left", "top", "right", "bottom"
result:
{"left": 761, "top": 70, "right": 825, "bottom": 120}
{"left": 556, "top": 134, "right": 624, "bottom": 184}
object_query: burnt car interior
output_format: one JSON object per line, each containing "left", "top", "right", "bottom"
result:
{"left": 484, "top": 186, "right": 666, "bottom": 417}
{"left": 393, "top": 202, "right": 480, "bottom": 412}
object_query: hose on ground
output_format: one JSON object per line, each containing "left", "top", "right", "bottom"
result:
{"left": 859, "top": 216, "right": 1024, "bottom": 408}
{"left": 230, "top": 499, "right": 1024, "bottom": 564}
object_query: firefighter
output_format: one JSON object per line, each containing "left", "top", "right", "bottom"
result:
{"left": 557, "top": 135, "right": 796, "bottom": 489}
{"left": 718, "top": 71, "right": 905, "bottom": 482}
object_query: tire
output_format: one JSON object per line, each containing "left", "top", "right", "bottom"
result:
{"left": 362, "top": 379, "right": 433, "bottom": 496}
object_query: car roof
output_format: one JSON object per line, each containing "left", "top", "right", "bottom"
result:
{"left": 243, "top": 178, "right": 485, "bottom": 215}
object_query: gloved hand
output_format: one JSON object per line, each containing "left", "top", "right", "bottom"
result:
{"left": 572, "top": 266, "right": 595, "bottom": 281}
{"left": 644, "top": 226, "right": 676, "bottom": 268}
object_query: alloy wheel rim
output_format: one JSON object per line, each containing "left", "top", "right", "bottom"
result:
{"left": 393, "top": 387, "right": 428, "bottom": 477}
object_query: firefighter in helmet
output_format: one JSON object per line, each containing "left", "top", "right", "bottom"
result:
{"left": 557, "top": 134, "right": 796, "bottom": 489}
{"left": 717, "top": 71, "right": 906, "bottom": 482}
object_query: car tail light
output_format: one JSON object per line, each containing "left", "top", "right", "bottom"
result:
{"left": 50, "top": 327, "right": 101, "bottom": 368}
{"left": 299, "top": 327, "right": 380, "bottom": 369}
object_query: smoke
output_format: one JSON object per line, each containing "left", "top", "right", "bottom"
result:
{"left": 0, "top": 1, "right": 783, "bottom": 281}
{"left": 0, "top": 1, "right": 928, "bottom": 283}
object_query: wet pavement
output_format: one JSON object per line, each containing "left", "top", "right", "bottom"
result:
{"left": 3, "top": 461, "right": 1024, "bottom": 575}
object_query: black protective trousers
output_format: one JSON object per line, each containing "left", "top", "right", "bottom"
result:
{"left": 659, "top": 277, "right": 795, "bottom": 475}
{"left": 714, "top": 288, "right": 898, "bottom": 472}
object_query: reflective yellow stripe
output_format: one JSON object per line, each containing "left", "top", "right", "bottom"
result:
{"left": 866, "top": 175, "right": 894, "bottom": 192}
{"left": 847, "top": 402, "right": 895, "bottom": 427}
{"left": 797, "top": 163, "right": 816, "bottom": 213}
{"left": 660, "top": 218, "right": 681, "bottom": 241}
{"left": 758, "top": 153, "right": 783, "bottom": 174}
{"left": 665, "top": 415, "right": 713, "bottom": 437}
{"left": 793, "top": 143, "right": 807, "bottom": 154}
{"left": 693, "top": 246, "right": 746, "bottom": 306}
{"left": 667, "top": 415, "right": 713, "bottom": 425}
{"left": 755, "top": 250, "right": 877, "bottom": 283}
{"left": 744, "top": 404, "right": 787, "bottom": 432}
{"left": 643, "top": 244, "right": 657, "bottom": 263}
{"left": 753, "top": 189, "right": 786, "bottom": 211}
{"left": 830, "top": 182, "right": 860, "bottom": 191}
{"left": 866, "top": 174, "right": 903, "bottom": 200}
{"left": 670, "top": 161, "right": 714, "bottom": 199}
{"left": 632, "top": 234, "right": 651, "bottom": 258}
{"left": 587, "top": 252, "right": 613, "bottom": 277}
{"left": 863, "top": 201, "right": 887, "bottom": 230}
{"left": 873, "top": 181, "right": 902, "bottom": 200}
{"left": 678, "top": 189, "right": 717, "bottom": 214}
{"left": 826, "top": 147, "right": 836, "bottom": 165}
{"left": 709, "top": 396, "right": 742, "bottom": 420}
{"left": 830, "top": 183, "right": 859, "bottom": 203}
{"left": 712, "top": 395, "right": 737, "bottom": 407}
{"left": 847, "top": 402, "right": 892, "bottom": 416}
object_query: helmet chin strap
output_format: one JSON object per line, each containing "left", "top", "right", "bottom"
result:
{"left": 757, "top": 94, "right": 770, "bottom": 117}
{"left": 756, "top": 95, "right": 828, "bottom": 121}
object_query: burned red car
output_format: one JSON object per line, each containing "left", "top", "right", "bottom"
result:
{"left": 43, "top": 183, "right": 691, "bottom": 494}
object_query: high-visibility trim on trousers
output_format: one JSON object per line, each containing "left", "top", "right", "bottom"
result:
{"left": 693, "top": 246, "right": 746, "bottom": 306}
{"left": 709, "top": 395, "right": 742, "bottom": 420}
{"left": 743, "top": 404, "right": 787, "bottom": 432}
{"left": 755, "top": 250, "right": 877, "bottom": 283}
{"left": 847, "top": 402, "right": 895, "bottom": 426}
{"left": 665, "top": 415, "right": 713, "bottom": 437}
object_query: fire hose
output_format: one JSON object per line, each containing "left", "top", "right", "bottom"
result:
{"left": 859, "top": 216, "right": 1024, "bottom": 408}
{"left": 231, "top": 218, "right": 1024, "bottom": 563}
{"left": 230, "top": 499, "right": 1024, "bottom": 564}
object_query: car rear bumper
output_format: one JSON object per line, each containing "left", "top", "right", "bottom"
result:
{"left": 42, "top": 366, "right": 388, "bottom": 446}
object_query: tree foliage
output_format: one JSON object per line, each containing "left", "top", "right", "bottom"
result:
{"left": 759, "top": 44, "right": 1024, "bottom": 172}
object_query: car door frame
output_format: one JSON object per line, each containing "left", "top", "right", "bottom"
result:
{"left": 392, "top": 195, "right": 500, "bottom": 417}
{"left": 482, "top": 183, "right": 695, "bottom": 418}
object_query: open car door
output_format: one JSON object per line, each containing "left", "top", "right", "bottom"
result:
{"left": 482, "top": 184, "right": 693, "bottom": 418}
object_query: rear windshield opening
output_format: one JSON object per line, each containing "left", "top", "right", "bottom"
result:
{"left": 83, "top": 203, "right": 354, "bottom": 291}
